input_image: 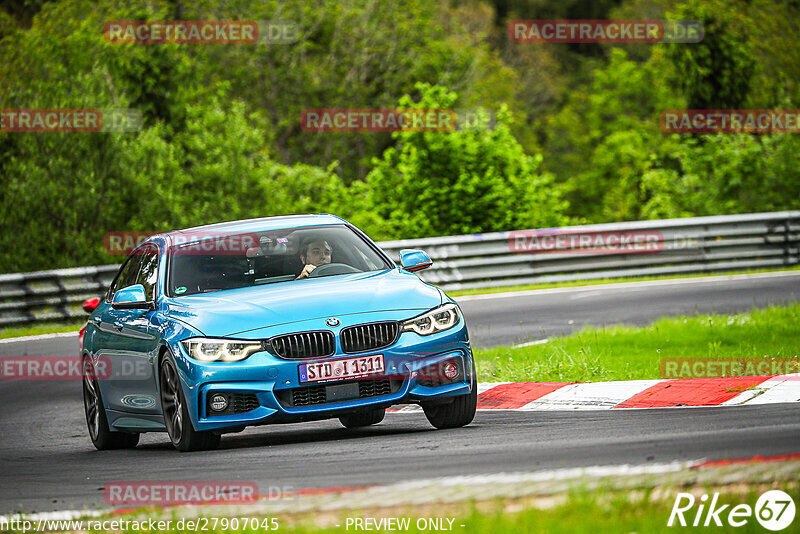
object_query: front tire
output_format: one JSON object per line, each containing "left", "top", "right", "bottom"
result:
{"left": 82, "top": 356, "right": 139, "bottom": 450}
{"left": 339, "top": 407, "right": 385, "bottom": 428}
{"left": 160, "top": 356, "right": 220, "bottom": 452}
{"left": 422, "top": 359, "right": 477, "bottom": 429}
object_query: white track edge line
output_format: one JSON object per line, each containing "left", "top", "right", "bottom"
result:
{"left": 0, "top": 331, "right": 77, "bottom": 344}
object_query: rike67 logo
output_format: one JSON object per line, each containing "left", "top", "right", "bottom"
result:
{"left": 669, "top": 490, "right": 795, "bottom": 530}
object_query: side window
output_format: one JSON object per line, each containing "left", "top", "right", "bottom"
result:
{"left": 108, "top": 252, "right": 143, "bottom": 300}
{"left": 136, "top": 245, "right": 159, "bottom": 301}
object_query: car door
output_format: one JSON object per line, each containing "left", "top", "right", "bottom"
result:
{"left": 91, "top": 251, "right": 142, "bottom": 365}
{"left": 97, "top": 245, "right": 162, "bottom": 414}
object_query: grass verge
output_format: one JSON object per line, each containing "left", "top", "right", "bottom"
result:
{"left": 190, "top": 486, "right": 799, "bottom": 533}
{"left": 473, "top": 303, "right": 800, "bottom": 383}
{"left": 0, "top": 321, "right": 83, "bottom": 340}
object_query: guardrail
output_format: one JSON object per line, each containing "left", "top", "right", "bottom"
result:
{"left": 0, "top": 265, "right": 120, "bottom": 327}
{"left": 1, "top": 211, "right": 798, "bottom": 327}
{"left": 380, "top": 210, "right": 800, "bottom": 290}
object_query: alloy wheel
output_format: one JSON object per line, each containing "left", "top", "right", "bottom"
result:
{"left": 160, "top": 359, "right": 184, "bottom": 444}
{"left": 82, "top": 359, "right": 100, "bottom": 441}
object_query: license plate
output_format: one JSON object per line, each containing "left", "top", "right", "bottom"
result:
{"left": 299, "top": 354, "right": 385, "bottom": 383}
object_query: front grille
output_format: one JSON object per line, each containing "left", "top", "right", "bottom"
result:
{"left": 341, "top": 321, "right": 399, "bottom": 353}
{"left": 268, "top": 331, "right": 335, "bottom": 359}
{"left": 207, "top": 392, "right": 260, "bottom": 416}
{"left": 275, "top": 379, "right": 402, "bottom": 408}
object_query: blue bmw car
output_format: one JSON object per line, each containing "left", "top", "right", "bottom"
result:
{"left": 81, "top": 215, "right": 477, "bottom": 451}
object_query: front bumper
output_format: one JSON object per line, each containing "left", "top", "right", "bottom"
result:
{"left": 172, "top": 315, "right": 473, "bottom": 432}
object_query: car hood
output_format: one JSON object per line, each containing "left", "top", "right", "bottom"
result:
{"left": 164, "top": 269, "right": 442, "bottom": 337}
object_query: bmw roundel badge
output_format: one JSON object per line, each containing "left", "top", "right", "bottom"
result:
{"left": 326, "top": 317, "right": 340, "bottom": 327}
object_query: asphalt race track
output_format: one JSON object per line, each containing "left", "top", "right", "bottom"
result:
{"left": 1, "top": 272, "right": 800, "bottom": 514}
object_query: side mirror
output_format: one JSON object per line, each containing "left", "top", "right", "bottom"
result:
{"left": 111, "top": 284, "right": 154, "bottom": 310}
{"left": 399, "top": 249, "right": 433, "bottom": 272}
{"left": 82, "top": 297, "right": 100, "bottom": 313}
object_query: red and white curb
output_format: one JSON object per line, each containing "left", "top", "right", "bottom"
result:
{"left": 391, "top": 374, "right": 800, "bottom": 412}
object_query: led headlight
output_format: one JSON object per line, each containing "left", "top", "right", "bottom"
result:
{"left": 181, "top": 338, "right": 262, "bottom": 362}
{"left": 402, "top": 303, "right": 460, "bottom": 336}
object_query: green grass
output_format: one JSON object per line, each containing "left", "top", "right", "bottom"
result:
{"left": 447, "top": 266, "right": 800, "bottom": 297}
{"left": 473, "top": 303, "right": 800, "bottom": 383}
{"left": 0, "top": 321, "right": 83, "bottom": 340}
{"left": 274, "top": 487, "right": 797, "bottom": 533}
{"left": 429, "top": 487, "right": 799, "bottom": 534}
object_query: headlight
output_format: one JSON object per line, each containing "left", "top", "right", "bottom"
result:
{"left": 402, "top": 303, "right": 460, "bottom": 336}
{"left": 181, "top": 338, "right": 262, "bottom": 362}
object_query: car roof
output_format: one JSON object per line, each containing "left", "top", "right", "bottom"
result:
{"left": 144, "top": 214, "right": 348, "bottom": 248}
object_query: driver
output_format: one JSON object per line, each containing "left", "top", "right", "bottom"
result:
{"left": 296, "top": 238, "right": 332, "bottom": 279}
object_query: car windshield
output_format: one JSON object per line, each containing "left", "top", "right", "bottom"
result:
{"left": 167, "top": 224, "right": 392, "bottom": 297}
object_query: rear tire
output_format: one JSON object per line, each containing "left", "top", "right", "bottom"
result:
{"left": 339, "top": 407, "right": 385, "bottom": 428}
{"left": 422, "top": 359, "right": 477, "bottom": 430}
{"left": 160, "top": 356, "right": 221, "bottom": 452}
{"left": 82, "top": 356, "right": 140, "bottom": 450}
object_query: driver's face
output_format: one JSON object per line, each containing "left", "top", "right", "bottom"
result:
{"left": 302, "top": 240, "right": 332, "bottom": 267}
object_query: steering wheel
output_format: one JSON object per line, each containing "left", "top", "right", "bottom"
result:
{"left": 308, "top": 263, "right": 360, "bottom": 278}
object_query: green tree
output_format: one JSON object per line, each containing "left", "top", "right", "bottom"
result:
{"left": 190, "top": 0, "right": 519, "bottom": 181}
{"left": 544, "top": 48, "right": 684, "bottom": 222}
{"left": 666, "top": 0, "right": 756, "bottom": 109}
{"left": 0, "top": 0, "right": 358, "bottom": 272}
{"left": 367, "top": 83, "right": 568, "bottom": 238}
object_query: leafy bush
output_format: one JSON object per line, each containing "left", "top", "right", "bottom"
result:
{"left": 367, "top": 83, "right": 568, "bottom": 238}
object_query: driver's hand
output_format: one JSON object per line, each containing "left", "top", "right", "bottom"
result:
{"left": 296, "top": 264, "right": 317, "bottom": 279}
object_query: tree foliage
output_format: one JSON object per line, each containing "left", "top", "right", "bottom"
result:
{"left": 368, "top": 83, "right": 568, "bottom": 238}
{"left": 0, "top": 0, "right": 798, "bottom": 273}
{"left": 666, "top": 0, "right": 756, "bottom": 109}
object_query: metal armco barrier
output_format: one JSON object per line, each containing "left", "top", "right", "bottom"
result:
{"left": 0, "top": 265, "right": 120, "bottom": 327}
{"left": 1, "top": 211, "right": 798, "bottom": 327}
{"left": 381, "top": 211, "right": 800, "bottom": 290}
